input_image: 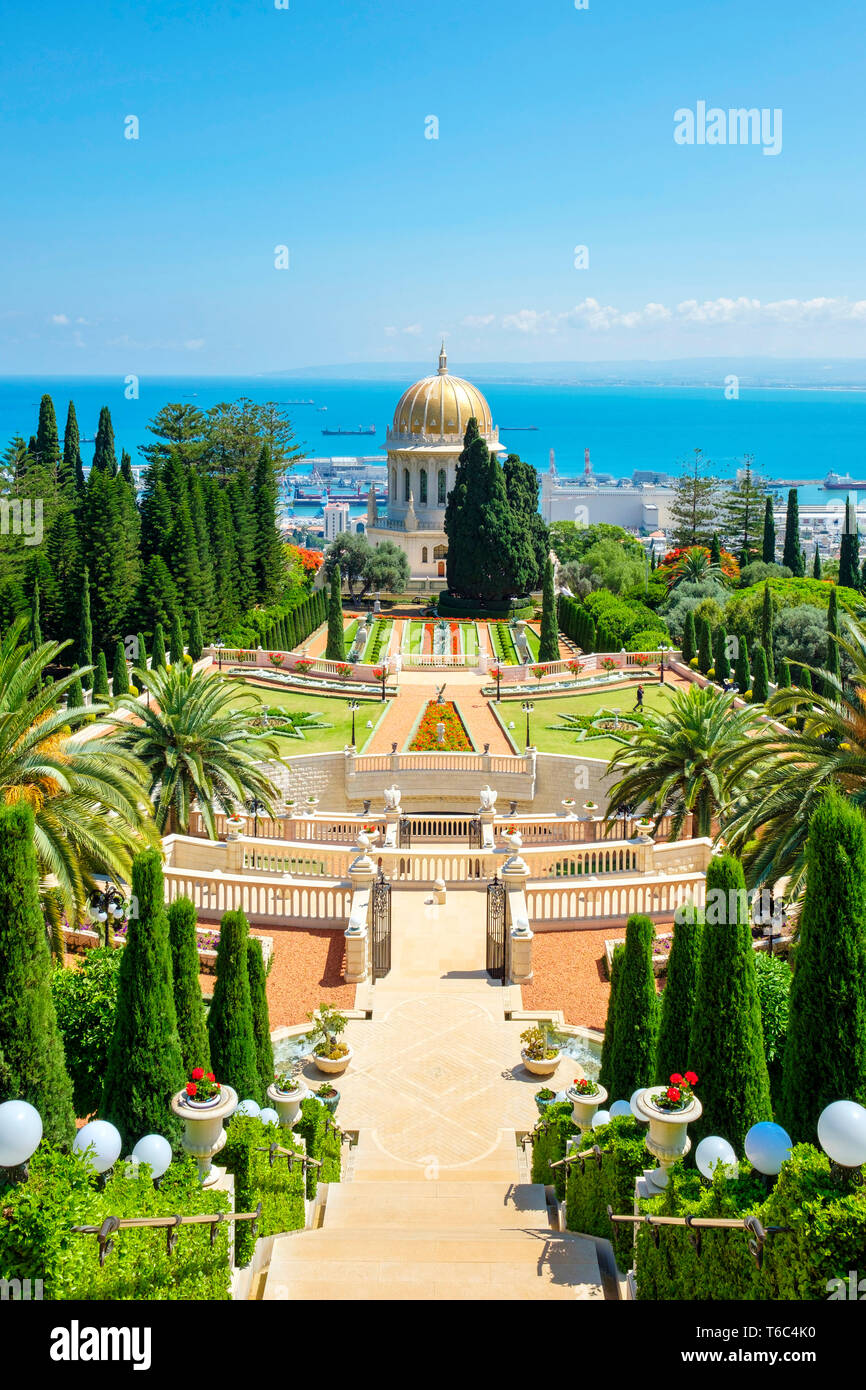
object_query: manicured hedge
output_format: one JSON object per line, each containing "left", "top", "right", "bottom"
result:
{"left": 296, "top": 1097, "right": 343, "bottom": 1199}
{"left": 530, "top": 1102, "right": 576, "bottom": 1200}
{"left": 219, "top": 1114, "right": 305, "bottom": 1266}
{"left": 565, "top": 1117, "right": 648, "bottom": 1271}
{"left": 0, "top": 1146, "right": 231, "bottom": 1300}
{"left": 437, "top": 590, "right": 533, "bottom": 619}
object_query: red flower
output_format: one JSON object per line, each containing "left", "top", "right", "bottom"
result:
{"left": 685, "top": 1070, "right": 698, "bottom": 1086}
{"left": 666, "top": 1087, "right": 681, "bottom": 1102}
{"left": 186, "top": 1082, "right": 197, "bottom": 1097}
{"left": 191, "top": 1067, "right": 205, "bottom": 1081}
{"left": 206, "top": 1073, "right": 216, "bottom": 1083}
{"left": 669, "top": 1072, "right": 683, "bottom": 1085}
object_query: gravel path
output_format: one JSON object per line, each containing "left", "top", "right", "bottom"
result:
{"left": 199, "top": 925, "right": 355, "bottom": 1028}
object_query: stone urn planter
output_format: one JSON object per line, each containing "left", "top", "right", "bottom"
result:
{"left": 561, "top": 799, "right": 577, "bottom": 818}
{"left": 225, "top": 816, "right": 245, "bottom": 841}
{"left": 567, "top": 1082, "right": 608, "bottom": 1133}
{"left": 171, "top": 1083, "right": 238, "bottom": 1185}
{"left": 635, "top": 1085, "right": 703, "bottom": 1191}
{"left": 313, "top": 1044, "right": 353, "bottom": 1077}
{"left": 521, "top": 1048, "right": 560, "bottom": 1078}
{"left": 266, "top": 1080, "right": 309, "bottom": 1129}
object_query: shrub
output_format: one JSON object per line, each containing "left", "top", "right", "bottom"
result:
{"left": 296, "top": 1097, "right": 342, "bottom": 1199}
{"left": 566, "top": 1117, "right": 648, "bottom": 1270}
{"left": 656, "top": 909, "right": 702, "bottom": 1084}
{"left": 167, "top": 897, "right": 211, "bottom": 1077}
{"left": 52, "top": 947, "right": 122, "bottom": 1118}
{"left": 608, "top": 915, "right": 659, "bottom": 1102}
{"left": 530, "top": 1102, "right": 575, "bottom": 1200}
{"left": 207, "top": 910, "right": 259, "bottom": 1105}
{"left": 247, "top": 937, "right": 273, "bottom": 1101}
{"left": 220, "top": 1114, "right": 305, "bottom": 1266}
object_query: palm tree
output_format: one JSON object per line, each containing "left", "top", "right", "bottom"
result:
{"left": 0, "top": 618, "right": 155, "bottom": 930}
{"left": 605, "top": 684, "right": 761, "bottom": 838}
{"left": 720, "top": 614, "right": 866, "bottom": 897}
{"left": 667, "top": 546, "right": 723, "bottom": 590}
{"left": 110, "top": 662, "right": 284, "bottom": 835}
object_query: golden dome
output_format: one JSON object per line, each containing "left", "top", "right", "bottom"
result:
{"left": 391, "top": 344, "right": 494, "bottom": 439}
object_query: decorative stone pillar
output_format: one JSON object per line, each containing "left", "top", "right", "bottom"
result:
{"left": 383, "top": 784, "right": 402, "bottom": 847}
{"left": 478, "top": 785, "right": 497, "bottom": 849}
{"left": 502, "top": 847, "right": 533, "bottom": 983}
{"left": 225, "top": 836, "right": 244, "bottom": 873}
{"left": 345, "top": 833, "right": 377, "bottom": 983}
{"left": 171, "top": 1084, "right": 238, "bottom": 1185}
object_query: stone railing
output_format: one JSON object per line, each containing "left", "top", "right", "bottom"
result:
{"left": 163, "top": 864, "right": 351, "bottom": 928}
{"left": 526, "top": 869, "right": 707, "bottom": 929}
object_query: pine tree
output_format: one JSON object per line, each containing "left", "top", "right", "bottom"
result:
{"left": 326, "top": 565, "right": 345, "bottom": 660}
{"left": 609, "top": 914, "right": 659, "bottom": 1101}
{"left": 709, "top": 532, "right": 722, "bottom": 567}
{"left": 656, "top": 908, "right": 702, "bottom": 1082}
{"left": 762, "top": 496, "right": 776, "bottom": 565}
{"left": 751, "top": 644, "right": 769, "bottom": 703}
{"left": 78, "top": 569, "right": 93, "bottom": 689}
{"left": 188, "top": 606, "right": 204, "bottom": 663}
{"left": 134, "top": 556, "right": 180, "bottom": 635}
{"left": 247, "top": 936, "right": 273, "bottom": 1103}
{"left": 599, "top": 946, "right": 624, "bottom": 1094}
{"left": 61, "top": 400, "right": 83, "bottom": 497}
{"left": 83, "top": 469, "right": 137, "bottom": 647}
{"left": 167, "top": 898, "right": 211, "bottom": 1076}
{"left": 101, "top": 849, "right": 185, "bottom": 1150}
{"left": 696, "top": 615, "right": 712, "bottom": 675}
{"left": 760, "top": 583, "right": 775, "bottom": 680}
{"left": 29, "top": 582, "right": 42, "bottom": 649}
{"left": 669, "top": 448, "right": 718, "bottom": 548}
{"left": 813, "top": 547, "right": 823, "bottom": 580}
{"left": 722, "top": 457, "right": 766, "bottom": 560}
{"left": 120, "top": 449, "right": 135, "bottom": 488}
{"left": 538, "top": 556, "right": 559, "bottom": 662}
{"left": 253, "top": 445, "right": 284, "bottom": 605}
{"left": 782, "top": 489, "right": 804, "bottom": 576}
{"left": 781, "top": 790, "right": 866, "bottom": 1141}
{"left": 169, "top": 610, "right": 185, "bottom": 665}
{"left": 689, "top": 853, "right": 772, "bottom": 1149}
{"left": 112, "top": 640, "right": 130, "bottom": 696}
{"left": 839, "top": 495, "right": 860, "bottom": 589}
{"left": 207, "top": 909, "right": 259, "bottom": 1102}
{"left": 91, "top": 405, "right": 117, "bottom": 475}
{"left": 713, "top": 624, "right": 730, "bottom": 683}
{"left": 151, "top": 622, "right": 167, "bottom": 670}
{"left": 681, "top": 609, "right": 697, "bottom": 665}
{"left": 825, "top": 585, "right": 840, "bottom": 681}
{"left": 93, "top": 650, "right": 110, "bottom": 699}
{"left": 0, "top": 803, "right": 76, "bottom": 1146}
{"left": 734, "top": 635, "right": 750, "bottom": 693}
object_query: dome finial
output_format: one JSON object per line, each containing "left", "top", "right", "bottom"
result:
{"left": 438, "top": 340, "right": 448, "bottom": 375}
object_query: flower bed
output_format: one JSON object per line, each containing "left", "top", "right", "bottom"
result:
{"left": 408, "top": 700, "right": 473, "bottom": 751}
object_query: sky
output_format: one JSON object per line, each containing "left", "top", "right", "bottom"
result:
{"left": 1, "top": 0, "right": 865, "bottom": 374}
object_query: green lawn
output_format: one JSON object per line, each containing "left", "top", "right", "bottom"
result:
{"left": 494, "top": 681, "right": 674, "bottom": 760}
{"left": 227, "top": 681, "right": 386, "bottom": 753}
{"left": 523, "top": 625, "right": 541, "bottom": 661}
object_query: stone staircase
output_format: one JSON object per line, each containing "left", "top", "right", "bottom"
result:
{"left": 263, "top": 1178, "right": 605, "bottom": 1301}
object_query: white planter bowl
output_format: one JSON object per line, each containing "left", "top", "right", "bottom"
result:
{"left": 313, "top": 1044, "right": 353, "bottom": 1076}
{"left": 171, "top": 1084, "right": 238, "bottom": 1185}
{"left": 521, "top": 1048, "right": 561, "bottom": 1078}
{"left": 567, "top": 1082, "right": 608, "bottom": 1132}
{"left": 635, "top": 1085, "right": 703, "bottom": 1191}
{"left": 267, "top": 1080, "right": 309, "bottom": 1128}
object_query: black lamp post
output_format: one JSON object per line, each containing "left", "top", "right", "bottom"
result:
{"left": 348, "top": 700, "right": 360, "bottom": 747}
{"left": 87, "top": 886, "right": 128, "bottom": 946}
{"left": 214, "top": 639, "right": 225, "bottom": 672}
{"left": 521, "top": 701, "right": 534, "bottom": 748}
{"left": 245, "top": 798, "right": 264, "bottom": 838}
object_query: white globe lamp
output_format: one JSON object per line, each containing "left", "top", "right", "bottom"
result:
{"left": 744, "top": 1122, "right": 792, "bottom": 1177}
{"left": 695, "top": 1135, "right": 739, "bottom": 1181}
{"left": 73, "top": 1120, "right": 122, "bottom": 1175}
{"left": 131, "top": 1133, "right": 172, "bottom": 1182}
{"left": 0, "top": 1099, "right": 43, "bottom": 1171}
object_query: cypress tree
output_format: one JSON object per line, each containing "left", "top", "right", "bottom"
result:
{"left": 761, "top": 496, "right": 776, "bottom": 564}
{"left": 599, "top": 946, "right": 624, "bottom": 1094}
{"left": 188, "top": 606, "right": 204, "bottom": 663}
{"left": 91, "top": 405, "right": 118, "bottom": 475}
{"left": 751, "top": 644, "right": 769, "bottom": 703}
{"left": 137, "top": 631, "right": 148, "bottom": 671}
{"left": 93, "top": 649, "right": 110, "bottom": 699}
{"left": 120, "top": 449, "right": 136, "bottom": 489}
{"left": 326, "top": 565, "right": 345, "bottom": 661}
{"left": 29, "top": 582, "right": 42, "bottom": 649}
{"left": 825, "top": 585, "right": 840, "bottom": 681}
{"left": 208, "top": 910, "right": 259, "bottom": 1103}
{"left": 797, "top": 663, "right": 812, "bottom": 693}
{"left": 0, "top": 803, "right": 76, "bottom": 1146}
{"left": 253, "top": 445, "right": 284, "bottom": 605}
{"left": 112, "top": 639, "right": 130, "bottom": 696}
{"left": 713, "top": 624, "right": 730, "bottom": 683}
{"left": 167, "top": 898, "right": 211, "bottom": 1076}
{"left": 681, "top": 609, "right": 697, "bottom": 665}
{"left": 169, "top": 610, "right": 185, "bottom": 665}
{"left": 538, "top": 556, "right": 559, "bottom": 662}
{"left": 709, "top": 532, "right": 722, "bottom": 567}
{"left": 78, "top": 568, "right": 93, "bottom": 689}
{"left": 696, "top": 615, "right": 712, "bottom": 675}
{"left": 66, "top": 674, "right": 84, "bottom": 716}
{"left": 781, "top": 790, "right": 866, "bottom": 1141}
{"left": 151, "top": 622, "right": 167, "bottom": 670}
{"left": 813, "top": 547, "right": 822, "bottom": 580}
{"left": 734, "top": 634, "right": 750, "bottom": 693}
{"left": 609, "top": 914, "right": 659, "bottom": 1101}
{"left": 689, "top": 853, "right": 772, "bottom": 1150}
{"left": 839, "top": 495, "right": 860, "bottom": 590}
{"left": 656, "top": 907, "right": 702, "bottom": 1083}
{"left": 101, "top": 849, "right": 185, "bottom": 1150}
{"left": 782, "top": 489, "right": 804, "bottom": 575}
{"left": 247, "top": 936, "right": 273, "bottom": 1103}
{"left": 777, "top": 657, "right": 792, "bottom": 689}
{"left": 35, "top": 394, "right": 61, "bottom": 473}
{"left": 61, "top": 400, "right": 83, "bottom": 497}
{"left": 760, "top": 583, "right": 775, "bottom": 679}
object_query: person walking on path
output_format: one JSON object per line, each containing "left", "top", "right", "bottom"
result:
{"left": 634, "top": 684, "right": 644, "bottom": 710}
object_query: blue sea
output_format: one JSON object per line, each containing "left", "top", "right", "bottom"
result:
{"left": 3, "top": 375, "right": 866, "bottom": 508}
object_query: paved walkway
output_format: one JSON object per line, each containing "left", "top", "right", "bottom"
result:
{"left": 368, "top": 669, "right": 513, "bottom": 755}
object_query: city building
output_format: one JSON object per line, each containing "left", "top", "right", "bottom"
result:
{"left": 323, "top": 499, "right": 350, "bottom": 542}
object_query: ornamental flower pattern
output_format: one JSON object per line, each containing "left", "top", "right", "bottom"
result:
{"left": 409, "top": 701, "right": 473, "bottom": 752}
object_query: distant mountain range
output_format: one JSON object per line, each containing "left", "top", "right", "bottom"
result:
{"left": 266, "top": 358, "right": 866, "bottom": 389}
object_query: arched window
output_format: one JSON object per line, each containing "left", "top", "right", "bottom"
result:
{"left": 390, "top": 468, "right": 396, "bottom": 500}
{"left": 403, "top": 468, "right": 410, "bottom": 502}
{"left": 419, "top": 468, "right": 427, "bottom": 505}
{"left": 438, "top": 468, "right": 447, "bottom": 504}
{"left": 422, "top": 546, "right": 428, "bottom": 563}
{"left": 433, "top": 543, "right": 447, "bottom": 560}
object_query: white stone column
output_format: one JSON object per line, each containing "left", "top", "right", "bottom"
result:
{"left": 502, "top": 852, "right": 533, "bottom": 984}
{"left": 345, "top": 848, "right": 375, "bottom": 984}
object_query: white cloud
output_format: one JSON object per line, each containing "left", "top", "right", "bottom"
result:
{"left": 50, "top": 313, "right": 70, "bottom": 325}
{"left": 462, "top": 313, "right": 496, "bottom": 328}
{"left": 493, "top": 296, "right": 866, "bottom": 334}
{"left": 183, "top": 338, "right": 205, "bottom": 351}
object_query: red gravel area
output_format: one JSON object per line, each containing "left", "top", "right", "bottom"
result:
{"left": 199, "top": 925, "right": 355, "bottom": 1027}
{"left": 523, "top": 922, "right": 671, "bottom": 1029}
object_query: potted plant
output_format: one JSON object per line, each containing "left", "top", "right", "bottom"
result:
{"left": 315, "top": 1081, "right": 340, "bottom": 1114}
{"left": 534, "top": 1086, "right": 559, "bottom": 1115}
{"left": 170, "top": 1069, "right": 238, "bottom": 1185}
{"left": 266, "top": 1070, "right": 310, "bottom": 1129}
{"left": 225, "top": 814, "right": 245, "bottom": 840}
{"left": 583, "top": 800, "right": 599, "bottom": 815}
{"left": 634, "top": 1070, "right": 702, "bottom": 1191}
{"left": 307, "top": 1001, "right": 353, "bottom": 1075}
{"left": 520, "top": 1024, "right": 560, "bottom": 1077}
{"left": 566, "top": 1076, "right": 608, "bottom": 1132}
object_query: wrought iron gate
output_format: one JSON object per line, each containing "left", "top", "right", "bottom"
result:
{"left": 398, "top": 817, "right": 412, "bottom": 849}
{"left": 486, "top": 875, "right": 507, "bottom": 982}
{"left": 468, "top": 817, "right": 482, "bottom": 849}
{"left": 370, "top": 872, "right": 392, "bottom": 980}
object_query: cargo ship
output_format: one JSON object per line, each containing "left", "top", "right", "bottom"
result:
{"left": 321, "top": 425, "right": 377, "bottom": 436}
{"left": 825, "top": 471, "right": 866, "bottom": 490}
